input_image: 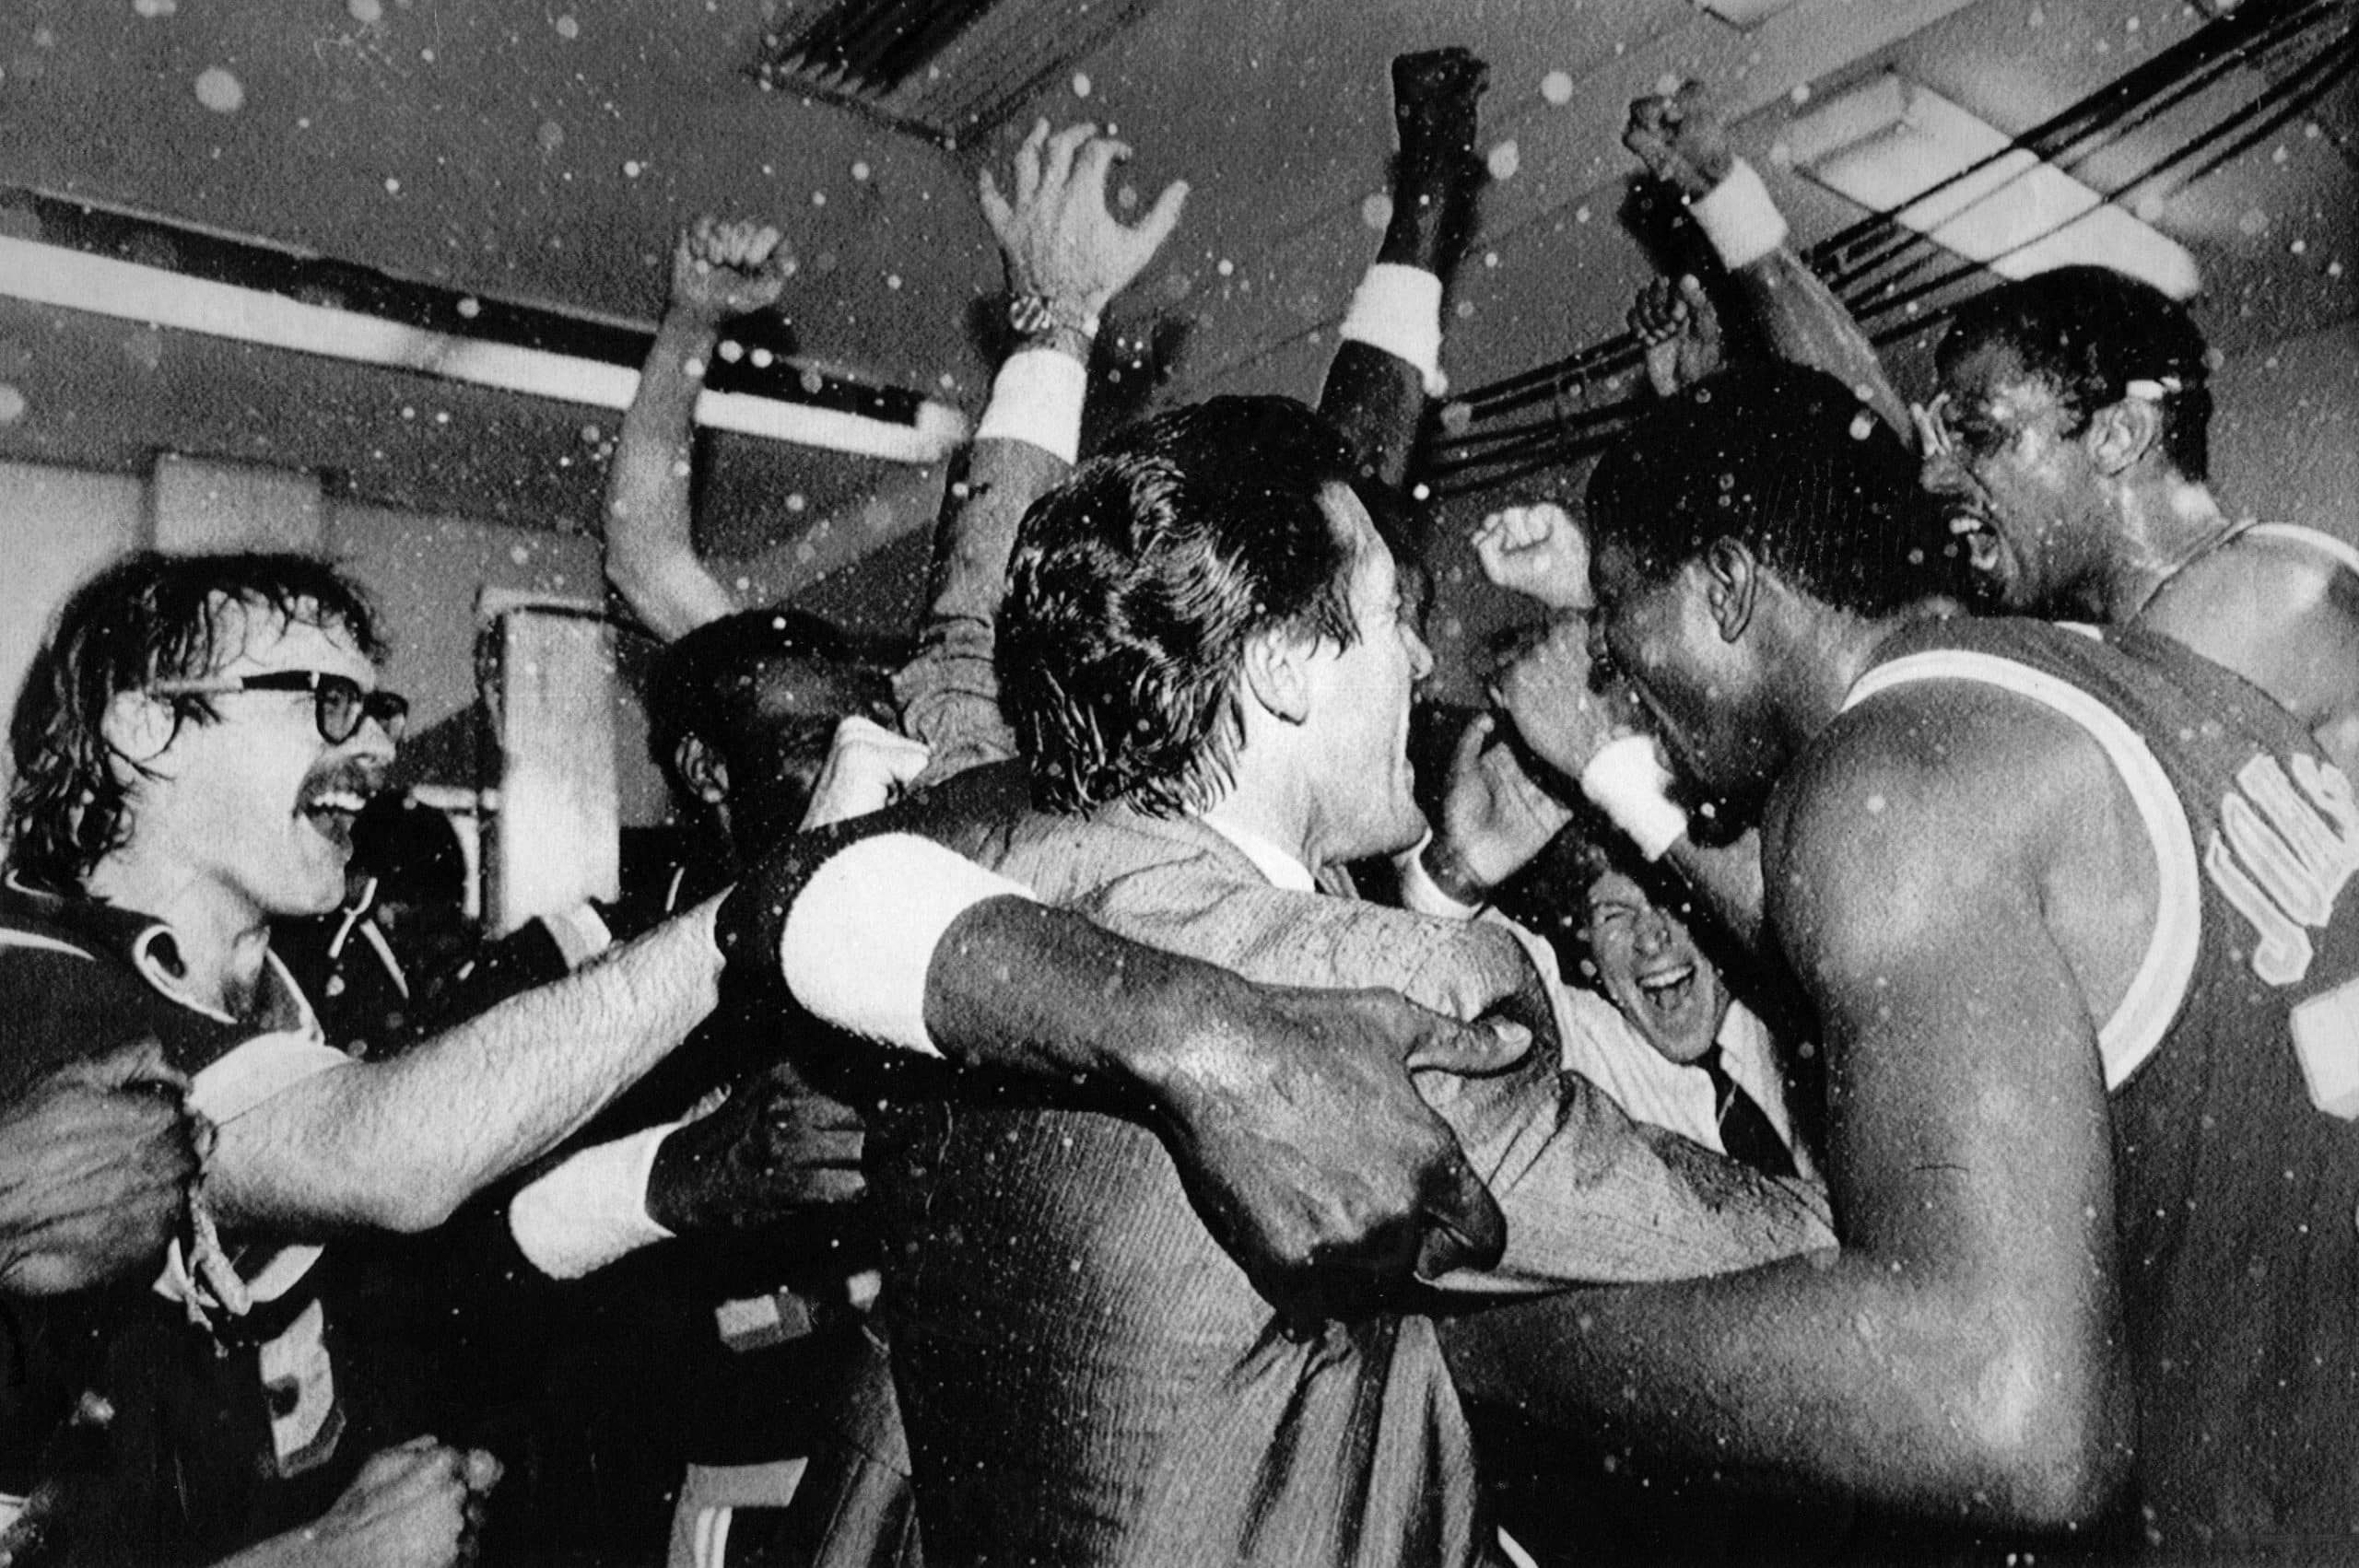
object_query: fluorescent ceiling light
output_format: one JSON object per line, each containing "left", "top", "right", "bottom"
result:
{"left": 1693, "top": 0, "right": 1808, "bottom": 28}
{"left": 1784, "top": 72, "right": 2201, "bottom": 299}
{"left": 0, "top": 234, "right": 968, "bottom": 463}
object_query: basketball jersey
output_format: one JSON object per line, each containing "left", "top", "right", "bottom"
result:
{"left": 1848, "top": 617, "right": 2359, "bottom": 1558}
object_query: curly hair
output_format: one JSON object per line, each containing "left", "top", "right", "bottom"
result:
{"left": 996, "top": 396, "right": 1368, "bottom": 817}
{"left": 6, "top": 550, "right": 384, "bottom": 891}
{"left": 1586, "top": 363, "right": 1964, "bottom": 618}
{"left": 1941, "top": 264, "right": 2213, "bottom": 482}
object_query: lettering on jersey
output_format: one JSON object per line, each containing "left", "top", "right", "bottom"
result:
{"left": 2203, "top": 753, "right": 2359, "bottom": 988}
{"left": 257, "top": 1298, "right": 346, "bottom": 1477}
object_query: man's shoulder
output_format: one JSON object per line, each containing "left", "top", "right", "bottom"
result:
{"left": 991, "top": 807, "right": 1536, "bottom": 1016}
{"left": 2157, "top": 524, "right": 2359, "bottom": 637}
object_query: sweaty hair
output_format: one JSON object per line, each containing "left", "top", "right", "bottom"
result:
{"left": 1586, "top": 363, "right": 1962, "bottom": 618}
{"left": 7, "top": 550, "right": 385, "bottom": 891}
{"left": 998, "top": 395, "right": 1370, "bottom": 817}
{"left": 1941, "top": 264, "right": 2212, "bottom": 482}
{"left": 646, "top": 607, "right": 884, "bottom": 798}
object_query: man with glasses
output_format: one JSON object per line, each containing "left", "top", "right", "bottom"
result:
{"left": 0, "top": 545, "right": 1521, "bottom": 1563}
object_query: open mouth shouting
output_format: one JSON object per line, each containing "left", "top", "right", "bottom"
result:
{"left": 1635, "top": 960, "right": 1699, "bottom": 1020}
{"left": 297, "top": 770, "right": 381, "bottom": 853}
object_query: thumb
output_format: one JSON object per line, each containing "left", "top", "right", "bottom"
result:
{"left": 1413, "top": 1147, "right": 1507, "bottom": 1279}
{"left": 1402, "top": 1009, "right": 1533, "bottom": 1078}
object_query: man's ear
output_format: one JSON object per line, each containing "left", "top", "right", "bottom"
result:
{"left": 675, "top": 734, "right": 731, "bottom": 806}
{"left": 101, "top": 690, "right": 181, "bottom": 772}
{"left": 2085, "top": 397, "right": 2161, "bottom": 478}
{"left": 1701, "top": 538, "right": 1761, "bottom": 645}
{"left": 1239, "top": 627, "right": 1314, "bottom": 727}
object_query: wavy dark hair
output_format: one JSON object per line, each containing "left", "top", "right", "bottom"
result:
{"left": 6, "top": 550, "right": 384, "bottom": 890}
{"left": 1942, "top": 263, "right": 2213, "bottom": 483}
{"left": 997, "top": 395, "right": 1369, "bottom": 817}
{"left": 1587, "top": 363, "right": 1964, "bottom": 619}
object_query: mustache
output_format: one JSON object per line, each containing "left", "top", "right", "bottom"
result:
{"left": 298, "top": 760, "right": 389, "bottom": 804}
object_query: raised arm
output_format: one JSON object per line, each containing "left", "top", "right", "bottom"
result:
{"left": 897, "top": 120, "right": 1185, "bottom": 778}
{"left": 1439, "top": 704, "right": 2134, "bottom": 1528}
{"left": 603, "top": 217, "right": 795, "bottom": 639}
{"left": 1320, "top": 48, "right": 1487, "bottom": 490}
{"left": 1626, "top": 85, "right": 1910, "bottom": 439}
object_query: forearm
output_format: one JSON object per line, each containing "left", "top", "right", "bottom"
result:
{"left": 1439, "top": 1246, "right": 2127, "bottom": 1527}
{"left": 214, "top": 902, "right": 723, "bottom": 1234}
{"left": 1730, "top": 252, "right": 1909, "bottom": 439}
{"left": 605, "top": 312, "right": 737, "bottom": 638}
{"left": 1687, "top": 161, "right": 1908, "bottom": 439}
{"left": 895, "top": 360, "right": 1080, "bottom": 776}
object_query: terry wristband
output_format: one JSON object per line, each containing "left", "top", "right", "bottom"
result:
{"left": 1579, "top": 735, "right": 1690, "bottom": 861}
{"left": 1340, "top": 263, "right": 1449, "bottom": 397}
{"left": 1688, "top": 159, "right": 1790, "bottom": 272}
{"left": 773, "top": 833, "right": 1038, "bottom": 1056}
{"left": 509, "top": 1122, "right": 679, "bottom": 1280}
{"left": 973, "top": 347, "right": 1088, "bottom": 465}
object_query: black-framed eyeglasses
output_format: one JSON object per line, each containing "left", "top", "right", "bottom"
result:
{"left": 147, "top": 670, "right": 409, "bottom": 744}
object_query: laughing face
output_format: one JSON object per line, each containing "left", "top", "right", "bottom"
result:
{"left": 131, "top": 601, "right": 397, "bottom": 923}
{"left": 1920, "top": 339, "right": 2114, "bottom": 617}
{"left": 1582, "top": 866, "right": 1730, "bottom": 1066}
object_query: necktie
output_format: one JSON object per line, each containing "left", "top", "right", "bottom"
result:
{"left": 1704, "top": 1049, "right": 1796, "bottom": 1179}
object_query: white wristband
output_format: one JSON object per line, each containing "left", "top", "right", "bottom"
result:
{"left": 779, "top": 833, "right": 1039, "bottom": 1057}
{"left": 509, "top": 1122, "right": 679, "bottom": 1280}
{"left": 1339, "top": 263, "right": 1448, "bottom": 397}
{"left": 1395, "top": 833, "right": 1482, "bottom": 921}
{"left": 1687, "top": 159, "right": 1790, "bottom": 272}
{"left": 974, "top": 347, "right": 1088, "bottom": 465}
{"left": 1579, "top": 735, "right": 1690, "bottom": 861}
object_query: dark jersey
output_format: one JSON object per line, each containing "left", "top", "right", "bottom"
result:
{"left": 1851, "top": 618, "right": 2359, "bottom": 1558}
{"left": 0, "top": 876, "right": 378, "bottom": 1565}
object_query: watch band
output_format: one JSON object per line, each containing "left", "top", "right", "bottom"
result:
{"left": 1007, "top": 291, "right": 1099, "bottom": 340}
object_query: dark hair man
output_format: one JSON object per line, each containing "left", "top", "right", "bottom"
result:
{"left": 1440, "top": 363, "right": 2359, "bottom": 1561}
{"left": 858, "top": 388, "right": 1833, "bottom": 1567}
{"left": 1621, "top": 85, "right": 2359, "bottom": 781}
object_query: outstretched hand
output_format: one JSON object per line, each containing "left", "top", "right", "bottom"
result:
{"left": 1145, "top": 974, "right": 1533, "bottom": 1319}
{"left": 980, "top": 120, "right": 1189, "bottom": 321}
{"left": 1630, "top": 273, "right": 1723, "bottom": 399}
{"left": 669, "top": 216, "right": 795, "bottom": 327}
{"left": 1624, "top": 81, "right": 1737, "bottom": 199}
{"left": 1474, "top": 501, "right": 1592, "bottom": 611}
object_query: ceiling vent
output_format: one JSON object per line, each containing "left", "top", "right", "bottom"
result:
{"left": 752, "top": 0, "right": 1161, "bottom": 147}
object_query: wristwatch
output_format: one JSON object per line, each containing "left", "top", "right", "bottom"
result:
{"left": 1006, "top": 291, "right": 1098, "bottom": 342}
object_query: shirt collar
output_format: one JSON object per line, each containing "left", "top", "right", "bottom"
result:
{"left": 1196, "top": 812, "right": 1317, "bottom": 894}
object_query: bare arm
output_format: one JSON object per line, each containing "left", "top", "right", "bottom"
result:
{"left": 603, "top": 219, "right": 792, "bottom": 638}
{"left": 213, "top": 901, "right": 722, "bottom": 1234}
{"left": 1625, "top": 86, "right": 1910, "bottom": 439}
{"left": 2142, "top": 539, "right": 2359, "bottom": 781}
{"left": 1439, "top": 710, "right": 2134, "bottom": 1528}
